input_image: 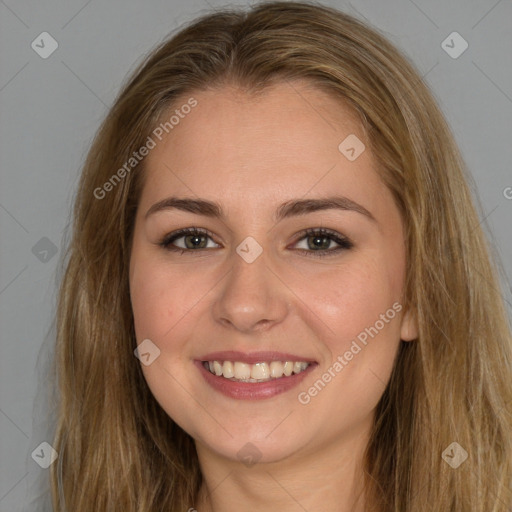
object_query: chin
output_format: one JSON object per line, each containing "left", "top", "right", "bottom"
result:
{"left": 195, "top": 425, "right": 308, "bottom": 466}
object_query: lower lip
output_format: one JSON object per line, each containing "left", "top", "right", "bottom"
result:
{"left": 195, "top": 360, "right": 317, "bottom": 400}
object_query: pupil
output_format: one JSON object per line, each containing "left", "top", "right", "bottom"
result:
{"left": 309, "top": 235, "right": 329, "bottom": 250}
{"left": 186, "top": 235, "right": 205, "bottom": 249}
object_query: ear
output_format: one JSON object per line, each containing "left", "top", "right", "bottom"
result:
{"left": 400, "top": 307, "right": 418, "bottom": 342}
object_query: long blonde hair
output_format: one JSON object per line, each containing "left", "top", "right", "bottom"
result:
{"left": 51, "top": 2, "right": 512, "bottom": 510}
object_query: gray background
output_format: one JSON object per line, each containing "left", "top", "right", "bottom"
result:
{"left": 0, "top": 0, "right": 511, "bottom": 510}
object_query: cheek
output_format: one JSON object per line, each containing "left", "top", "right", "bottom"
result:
{"left": 130, "top": 252, "right": 216, "bottom": 344}
{"left": 129, "top": 255, "right": 203, "bottom": 430}
{"left": 294, "top": 253, "right": 403, "bottom": 348}
{"left": 130, "top": 262, "right": 171, "bottom": 341}
{"left": 293, "top": 257, "right": 404, "bottom": 420}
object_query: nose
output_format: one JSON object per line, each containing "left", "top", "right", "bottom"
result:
{"left": 211, "top": 248, "right": 290, "bottom": 334}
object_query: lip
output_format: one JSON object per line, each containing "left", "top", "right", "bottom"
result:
{"left": 194, "top": 356, "right": 318, "bottom": 400}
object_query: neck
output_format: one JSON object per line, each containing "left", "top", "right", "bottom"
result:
{"left": 193, "top": 421, "right": 374, "bottom": 512}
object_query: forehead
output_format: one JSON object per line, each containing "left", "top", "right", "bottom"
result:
{"left": 139, "top": 81, "right": 388, "bottom": 218}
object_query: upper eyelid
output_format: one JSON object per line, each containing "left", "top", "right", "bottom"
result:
{"left": 164, "top": 227, "right": 217, "bottom": 242}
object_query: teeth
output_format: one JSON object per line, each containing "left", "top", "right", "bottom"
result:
{"left": 234, "top": 362, "right": 251, "bottom": 380}
{"left": 283, "top": 361, "right": 294, "bottom": 376}
{"left": 213, "top": 361, "right": 223, "bottom": 376}
{"left": 222, "top": 361, "right": 234, "bottom": 378}
{"left": 204, "top": 360, "right": 311, "bottom": 381}
{"left": 251, "top": 362, "right": 269, "bottom": 380}
{"left": 269, "top": 361, "right": 283, "bottom": 378}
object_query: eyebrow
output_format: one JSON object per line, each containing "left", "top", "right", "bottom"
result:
{"left": 145, "top": 196, "right": 376, "bottom": 223}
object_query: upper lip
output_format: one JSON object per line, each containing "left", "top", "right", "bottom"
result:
{"left": 197, "top": 351, "right": 317, "bottom": 364}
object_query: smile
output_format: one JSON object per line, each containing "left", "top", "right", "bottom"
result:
{"left": 203, "top": 360, "right": 310, "bottom": 382}
{"left": 195, "top": 356, "right": 317, "bottom": 400}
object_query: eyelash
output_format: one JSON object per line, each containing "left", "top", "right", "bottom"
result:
{"left": 159, "top": 227, "right": 353, "bottom": 258}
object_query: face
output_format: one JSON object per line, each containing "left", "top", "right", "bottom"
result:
{"left": 129, "top": 81, "right": 417, "bottom": 466}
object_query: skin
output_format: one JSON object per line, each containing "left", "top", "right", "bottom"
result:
{"left": 129, "top": 80, "right": 418, "bottom": 512}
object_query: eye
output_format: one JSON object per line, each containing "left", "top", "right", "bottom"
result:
{"left": 159, "top": 227, "right": 219, "bottom": 253}
{"left": 292, "top": 227, "right": 353, "bottom": 258}
{"left": 159, "top": 227, "right": 353, "bottom": 258}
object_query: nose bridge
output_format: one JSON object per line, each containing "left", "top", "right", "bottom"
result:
{"left": 212, "top": 240, "right": 287, "bottom": 332}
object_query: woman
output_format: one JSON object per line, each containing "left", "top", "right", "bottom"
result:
{"left": 51, "top": 2, "right": 512, "bottom": 511}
